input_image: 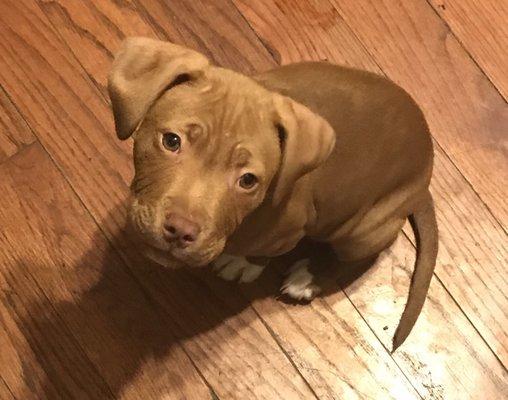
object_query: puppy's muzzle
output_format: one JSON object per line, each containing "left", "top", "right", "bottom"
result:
{"left": 163, "top": 212, "right": 201, "bottom": 248}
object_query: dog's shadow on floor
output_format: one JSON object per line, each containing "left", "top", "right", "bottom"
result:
{"left": 13, "top": 209, "right": 376, "bottom": 399}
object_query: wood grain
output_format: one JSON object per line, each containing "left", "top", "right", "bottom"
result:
{"left": 231, "top": 0, "right": 377, "bottom": 71}
{"left": 39, "top": 0, "right": 275, "bottom": 93}
{"left": 427, "top": 145, "right": 508, "bottom": 363}
{"left": 329, "top": 0, "right": 508, "bottom": 362}
{"left": 239, "top": 226, "right": 508, "bottom": 399}
{"left": 340, "top": 234, "right": 508, "bottom": 399}
{"left": 0, "top": 87, "right": 35, "bottom": 163}
{"left": 0, "top": 377, "right": 14, "bottom": 400}
{"left": 329, "top": 0, "right": 508, "bottom": 229}
{"left": 39, "top": 0, "right": 157, "bottom": 97}
{"left": 0, "top": 287, "right": 65, "bottom": 399}
{"left": 0, "top": 1, "right": 320, "bottom": 398}
{"left": 207, "top": 234, "right": 508, "bottom": 399}
{"left": 428, "top": 0, "right": 508, "bottom": 100}
{"left": 135, "top": 0, "right": 274, "bottom": 74}
{"left": 0, "top": 143, "right": 213, "bottom": 399}
{"left": 202, "top": 257, "right": 420, "bottom": 400}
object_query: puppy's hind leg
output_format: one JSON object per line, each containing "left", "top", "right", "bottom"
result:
{"left": 331, "top": 216, "right": 405, "bottom": 263}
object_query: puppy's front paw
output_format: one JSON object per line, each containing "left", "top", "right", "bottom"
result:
{"left": 213, "top": 254, "right": 265, "bottom": 283}
{"left": 281, "top": 259, "right": 321, "bottom": 301}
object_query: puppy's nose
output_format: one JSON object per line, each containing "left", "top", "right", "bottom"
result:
{"left": 163, "top": 213, "right": 201, "bottom": 247}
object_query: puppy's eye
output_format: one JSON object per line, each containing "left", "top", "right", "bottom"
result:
{"left": 162, "top": 132, "right": 181, "bottom": 152}
{"left": 238, "top": 173, "right": 258, "bottom": 190}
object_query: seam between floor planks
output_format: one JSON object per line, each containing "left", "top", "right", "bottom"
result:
{"left": 317, "top": 294, "right": 422, "bottom": 396}
{"left": 321, "top": 0, "right": 508, "bottom": 230}
{"left": 258, "top": 0, "right": 505, "bottom": 363}
{"left": 0, "top": 144, "right": 115, "bottom": 399}
{"left": 104, "top": 2, "right": 424, "bottom": 396}
{"left": 418, "top": 257, "right": 507, "bottom": 373}
{"left": 253, "top": 316, "right": 322, "bottom": 400}
{"left": 4, "top": 240, "right": 117, "bottom": 400}
{"left": 423, "top": 0, "right": 508, "bottom": 104}
{"left": 0, "top": 375, "right": 15, "bottom": 400}
{"left": 0, "top": 85, "right": 37, "bottom": 164}
{"left": 24, "top": 1, "right": 416, "bottom": 396}
{"left": 322, "top": 0, "right": 507, "bottom": 363}
{"left": 123, "top": 1, "right": 420, "bottom": 396}
{"left": 428, "top": 141, "right": 506, "bottom": 236}
{"left": 425, "top": 0, "right": 508, "bottom": 102}
{"left": 422, "top": 0, "right": 508, "bottom": 232}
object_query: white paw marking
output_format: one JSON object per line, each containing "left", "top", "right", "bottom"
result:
{"left": 281, "top": 259, "right": 320, "bottom": 301}
{"left": 213, "top": 254, "right": 265, "bottom": 283}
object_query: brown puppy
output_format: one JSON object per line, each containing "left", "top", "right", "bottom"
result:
{"left": 108, "top": 37, "right": 438, "bottom": 350}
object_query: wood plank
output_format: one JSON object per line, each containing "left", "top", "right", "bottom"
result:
{"left": 38, "top": 0, "right": 429, "bottom": 396}
{"left": 38, "top": 0, "right": 274, "bottom": 95}
{"left": 0, "top": 377, "right": 14, "bottom": 400}
{"left": 340, "top": 234, "right": 508, "bottom": 399}
{"left": 428, "top": 0, "right": 508, "bottom": 100}
{"left": 134, "top": 0, "right": 274, "bottom": 74}
{"left": 250, "top": 236, "right": 508, "bottom": 399}
{"left": 203, "top": 266, "right": 421, "bottom": 400}
{"left": 0, "top": 1, "right": 318, "bottom": 398}
{"left": 427, "top": 145, "right": 508, "bottom": 362}
{"left": 0, "top": 143, "right": 212, "bottom": 399}
{"left": 0, "top": 285, "right": 72, "bottom": 399}
{"left": 39, "top": 0, "right": 157, "bottom": 97}
{"left": 0, "top": 87, "right": 36, "bottom": 163}
{"left": 204, "top": 232, "right": 508, "bottom": 399}
{"left": 230, "top": 0, "right": 379, "bottom": 71}
{"left": 232, "top": 0, "right": 508, "bottom": 392}
{"left": 329, "top": 0, "right": 508, "bottom": 228}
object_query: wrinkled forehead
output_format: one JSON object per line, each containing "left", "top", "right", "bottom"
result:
{"left": 150, "top": 68, "right": 274, "bottom": 126}
{"left": 146, "top": 71, "right": 278, "bottom": 166}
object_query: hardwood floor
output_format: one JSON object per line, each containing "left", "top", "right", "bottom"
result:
{"left": 0, "top": 0, "right": 506, "bottom": 399}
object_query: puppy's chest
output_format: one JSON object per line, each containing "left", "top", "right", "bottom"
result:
{"left": 225, "top": 200, "right": 311, "bottom": 257}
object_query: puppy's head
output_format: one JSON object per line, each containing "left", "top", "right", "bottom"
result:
{"left": 108, "top": 37, "right": 335, "bottom": 267}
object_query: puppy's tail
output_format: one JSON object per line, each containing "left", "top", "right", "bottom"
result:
{"left": 392, "top": 190, "right": 438, "bottom": 352}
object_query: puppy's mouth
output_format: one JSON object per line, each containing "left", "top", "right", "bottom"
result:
{"left": 139, "top": 233, "right": 225, "bottom": 268}
{"left": 127, "top": 199, "right": 227, "bottom": 267}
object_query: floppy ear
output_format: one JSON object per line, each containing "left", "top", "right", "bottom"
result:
{"left": 272, "top": 95, "right": 336, "bottom": 205}
{"left": 108, "top": 37, "right": 209, "bottom": 140}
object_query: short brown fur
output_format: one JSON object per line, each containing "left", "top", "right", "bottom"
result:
{"left": 108, "top": 37, "right": 438, "bottom": 350}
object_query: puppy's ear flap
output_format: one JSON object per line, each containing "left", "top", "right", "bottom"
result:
{"left": 108, "top": 37, "right": 209, "bottom": 140}
{"left": 272, "top": 95, "right": 336, "bottom": 205}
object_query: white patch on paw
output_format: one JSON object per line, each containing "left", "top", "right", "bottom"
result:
{"left": 281, "top": 259, "right": 320, "bottom": 301}
{"left": 213, "top": 254, "right": 265, "bottom": 283}
{"left": 238, "top": 263, "right": 265, "bottom": 283}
